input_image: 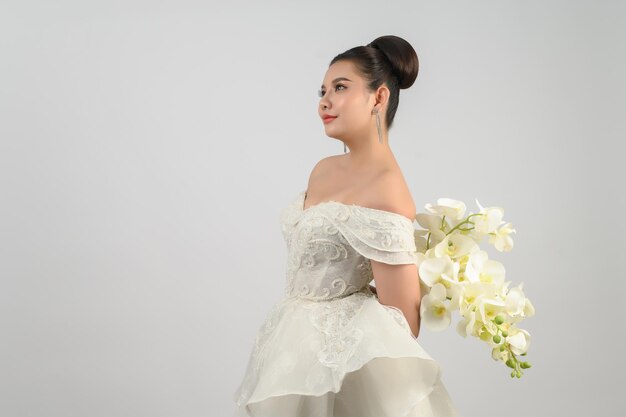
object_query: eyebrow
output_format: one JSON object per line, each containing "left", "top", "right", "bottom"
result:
{"left": 320, "top": 77, "right": 352, "bottom": 89}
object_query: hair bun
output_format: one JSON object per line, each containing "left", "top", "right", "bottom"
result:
{"left": 367, "top": 35, "right": 419, "bottom": 89}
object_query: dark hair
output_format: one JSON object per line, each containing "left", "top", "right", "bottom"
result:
{"left": 329, "top": 35, "right": 419, "bottom": 130}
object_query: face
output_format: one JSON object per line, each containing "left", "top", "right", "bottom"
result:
{"left": 318, "top": 60, "right": 386, "bottom": 141}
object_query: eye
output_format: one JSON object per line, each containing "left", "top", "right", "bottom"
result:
{"left": 318, "top": 84, "right": 346, "bottom": 98}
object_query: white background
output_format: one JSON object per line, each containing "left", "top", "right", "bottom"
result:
{"left": 1, "top": 1, "right": 624, "bottom": 416}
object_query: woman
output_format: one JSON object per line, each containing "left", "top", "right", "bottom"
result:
{"left": 233, "top": 35, "right": 459, "bottom": 416}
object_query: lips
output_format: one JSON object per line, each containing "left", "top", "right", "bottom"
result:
{"left": 323, "top": 115, "right": 337, "bottom": 122}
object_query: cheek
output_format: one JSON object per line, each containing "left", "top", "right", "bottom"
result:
{"left": 340, "top": 95, "right": 366, "bottom": 117}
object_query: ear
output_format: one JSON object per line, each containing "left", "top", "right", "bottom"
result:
{"left": 373, "top": 84, "right": 390, "bottom": 112}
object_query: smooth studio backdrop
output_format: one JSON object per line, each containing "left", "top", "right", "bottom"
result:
{"left": 1, "top": 1, "right": 624, "bottom": 416}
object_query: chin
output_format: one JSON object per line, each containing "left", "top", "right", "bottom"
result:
{"left": 324, "top": 127, "right": 342, "bottom": 139}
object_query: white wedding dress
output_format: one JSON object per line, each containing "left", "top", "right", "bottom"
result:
{"left": 233, "top": 189, "right": 459, "bottom": 417}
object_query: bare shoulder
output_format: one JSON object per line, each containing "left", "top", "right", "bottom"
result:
{"left": 312, "top": 155, "right": 342, "bottom": 175}
{"left": 305, "top": 155, "right": 341, "bottom": 190}
{"left": 368, "top": 170, "right": 416, "bottom": 221}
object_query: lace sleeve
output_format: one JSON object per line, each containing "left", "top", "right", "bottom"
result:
{"left": 326, "top": 205, "right": 418, "bottom": 265}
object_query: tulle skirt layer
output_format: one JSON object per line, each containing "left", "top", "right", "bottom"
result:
{"left": 233, "top": 291, "right": 459, "bottom": 417}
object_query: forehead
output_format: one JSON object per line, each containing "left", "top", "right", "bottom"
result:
{"left": 321, "top": 60, "right": 361, "bottom": 85}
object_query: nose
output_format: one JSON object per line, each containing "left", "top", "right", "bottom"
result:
{"left": 319, "top": 95, "right": 330, "bottom": 111}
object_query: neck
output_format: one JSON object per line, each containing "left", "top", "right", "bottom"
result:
{"left": 341, "top": 130, "right": 394, "bottom": 170}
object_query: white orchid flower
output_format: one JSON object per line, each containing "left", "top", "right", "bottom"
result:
{"left": 434, "top": 233, "right": 479, "bottom": 260}
{"left": 523, "top": 298, "right": 535, "bottom": 318}
{"left": 420, "top": 283, "right": 452, "bottom": 331}
{"left": 489, "top": 222, "right": 516, "bottom": 252}
{"left": 464, "top": 249, "right": 505, "bottom": 285}
{"left": 504, "top": 283, "right": 527, "bottom": 316}
{"left": 459, "top": 282, "right": 496, "bottom": 315}
{"left": 456, "top": 308, "right": 481, "bottom": 338}
{"left": 477, "top": 296, "right": 506, "bottom": 324}
{"left": 491, "top": 346, "right": 511, "bottom": 362}
{"left": 415, "top": 212, "right": 443, "bottom": 232}
{"left": 447, "top": 282, "right": 463, "bottom": 310}
{"left": 480, "top": 260, "right": 506, "bottom": 286}
{"left": 418, "top": 255, "right": 455, "bottom": 288}
{"left": 465, "top": 228, "right": 486, "bottom": 244}
{"left": 464, "top": 250, "right": 489, "bottom": 283}
{"left": 424, "top": 198, "right": 467, "bottom": 221}
{"left": 473, "top": 200, "right": 505, "bottom": 235}
{"left": 506, "top": 328, "right": 531, "bottom": 355}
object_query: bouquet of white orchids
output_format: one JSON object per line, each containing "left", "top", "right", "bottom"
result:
{"left": 414, "top": 197, "right": 534, "bottom": 378}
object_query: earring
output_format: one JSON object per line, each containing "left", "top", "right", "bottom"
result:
{"left": 374, "top": 109, "right": 383, "bottom": 144}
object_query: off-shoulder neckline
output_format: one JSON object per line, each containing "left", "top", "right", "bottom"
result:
{"left": 299, "top": 190, "right": 415, "bottom": 225}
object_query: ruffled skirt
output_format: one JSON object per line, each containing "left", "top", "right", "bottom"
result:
{"left": 233, "top": 291, "right": 459, "bottom": 417}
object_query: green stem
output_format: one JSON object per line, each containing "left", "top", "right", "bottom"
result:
{"left": 445, "top": 213, "right": 482, "bottom": 236}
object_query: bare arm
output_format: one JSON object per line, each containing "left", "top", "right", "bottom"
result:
{"left": 370, "top": 260, "right": 422, "bottom": 339}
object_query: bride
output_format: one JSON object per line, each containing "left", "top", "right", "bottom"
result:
{"left": 233, "top": 34, "right": 459, "bottom": 417}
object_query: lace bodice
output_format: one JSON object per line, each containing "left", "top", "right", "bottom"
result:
{"left": 280, "top": 190, "right": 419, "bottom": 301}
